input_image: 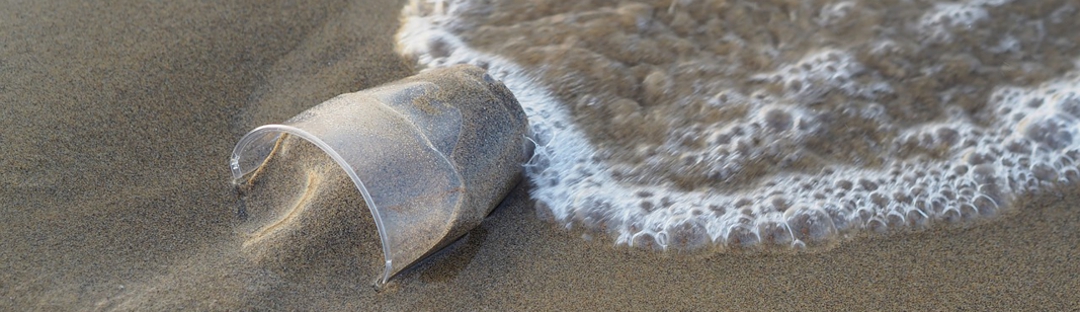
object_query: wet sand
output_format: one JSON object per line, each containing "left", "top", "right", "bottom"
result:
{"left": 1, "top": 0, "right": 1078, "bottom": 311}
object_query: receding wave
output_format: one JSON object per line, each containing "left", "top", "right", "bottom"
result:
{"left": 395, "top": 0, "right": 1080, "bottom": 250}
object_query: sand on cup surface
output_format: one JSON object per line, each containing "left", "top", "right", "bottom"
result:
{"left": 1, "top": 0, "right": 1080, "bottom": 310}
{"left": 232, "top": 64, "right": 532, "bottom": 283}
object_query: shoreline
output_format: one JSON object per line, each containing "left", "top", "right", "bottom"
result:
{"left": 2, "top": 0, "right": 1078, "bottom": 310}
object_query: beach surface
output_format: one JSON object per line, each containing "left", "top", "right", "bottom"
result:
{"left": 2, "top": 0, "right": 1078, "bottom": 310}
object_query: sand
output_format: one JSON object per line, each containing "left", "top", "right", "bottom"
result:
{"left": 1, "top": 0, "right": 1078, "bottom": 311}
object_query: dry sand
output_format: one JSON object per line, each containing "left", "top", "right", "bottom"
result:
{"left": 1, "top": 0, "right": 1078, "bottom": 311}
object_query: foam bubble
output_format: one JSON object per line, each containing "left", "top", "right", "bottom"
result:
{"left": 396, "top": 0, "right": 1080, "bottom": 251}
{"left": 918, "top": 0, "right": 1016, "bottom": 42}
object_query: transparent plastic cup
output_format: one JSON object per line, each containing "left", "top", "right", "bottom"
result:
{"left": 230, "top": 65, "right": 532, "bottom": 284}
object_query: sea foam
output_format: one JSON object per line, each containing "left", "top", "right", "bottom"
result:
{"left": 396, "top": 0, "right": 1080, "bottom": 250}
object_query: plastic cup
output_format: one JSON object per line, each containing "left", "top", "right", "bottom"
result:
{"left": 230, "top": 64, "right": 532, "bottom": 284}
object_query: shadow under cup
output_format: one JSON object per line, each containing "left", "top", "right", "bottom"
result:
{"left": 230, "top": 65, "right": 532, "bottom": 284}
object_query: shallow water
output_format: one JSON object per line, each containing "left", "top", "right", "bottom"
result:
{"left": 397, "top": 0, "right": 1080, "bottom": 250}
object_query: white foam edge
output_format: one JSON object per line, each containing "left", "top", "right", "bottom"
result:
{"left": 396, "top": 4, "right": 1080, "bottom": 250}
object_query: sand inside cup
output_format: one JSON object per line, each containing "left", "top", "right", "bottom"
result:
{"left": 236, "top": 134, "right": 385, "bottom": 280}
{"left": 232, "top": 65, "right": 532, "bottom": 282}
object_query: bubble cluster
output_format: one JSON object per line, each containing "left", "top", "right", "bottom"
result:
{"left": 396, "top": 0, "right": 1080, "bottom": 251}
{"left": 919, "top": 0, "right": 1009, "bottom": 43}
